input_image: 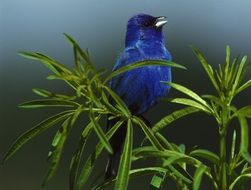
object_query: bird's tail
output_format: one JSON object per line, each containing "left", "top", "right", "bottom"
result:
{"left": 104, "top": 117, "right": 126, "bottom": 180}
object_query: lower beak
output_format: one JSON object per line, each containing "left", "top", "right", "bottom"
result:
{"left": 154, "top": 16, "right": 168, "bottom": 28}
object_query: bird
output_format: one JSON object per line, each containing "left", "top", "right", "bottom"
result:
{"left": 105, "top": 13, "right": 172, "bottom": 179}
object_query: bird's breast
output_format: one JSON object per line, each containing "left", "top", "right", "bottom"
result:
{"left": 112, "top": 65, "right": 171, "bottom": 114}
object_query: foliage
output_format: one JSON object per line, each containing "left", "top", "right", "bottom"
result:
{"left": 2, "top": 35, "right": 251, "bottom": 190}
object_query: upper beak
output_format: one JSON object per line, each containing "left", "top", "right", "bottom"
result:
{"left": 154, "top": 16, "right": 168, "bottom": 28}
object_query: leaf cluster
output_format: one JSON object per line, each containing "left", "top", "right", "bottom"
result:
{"left": 2, "top": 35, "right": 251, "bottom": 190}
{"left": 2, "top": 34, "right": 187, "bottom": 190}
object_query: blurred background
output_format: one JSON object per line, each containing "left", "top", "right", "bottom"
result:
{"left": 1, "top": 0, "right": 251, "bottom": 189}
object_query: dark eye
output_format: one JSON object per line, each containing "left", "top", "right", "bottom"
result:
{"left": 142, "top": 21, "right": 151, "bottom": 27}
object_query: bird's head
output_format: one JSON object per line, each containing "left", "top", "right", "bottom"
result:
{"left": 125, "top": 14, "right": 168, "bottom": 47}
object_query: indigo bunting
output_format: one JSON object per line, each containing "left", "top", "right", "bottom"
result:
{"left": 105, "top": 14, "right": 172, "bottom": 179}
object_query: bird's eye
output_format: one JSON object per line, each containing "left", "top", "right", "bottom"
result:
{"left": 142, "top": 21, "right": 151, "bottom": 27}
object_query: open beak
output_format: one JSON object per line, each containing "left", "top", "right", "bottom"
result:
{"left": 154, "top": 16, "right": 168, "bottom": 28}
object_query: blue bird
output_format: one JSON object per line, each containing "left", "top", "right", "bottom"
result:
{"left": 105, "top": 13, "right": 172, "bottom": 179}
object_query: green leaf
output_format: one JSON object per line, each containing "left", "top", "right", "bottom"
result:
{"left": 169, "top": 98, "right": 211, "bottom": 113}
{"left": 103, "top": 85, "right": 130, "bottom": 117}
{"left": 168, "top": 165, "right": 193, "bottom": 184}
{"left": 225, "top": 45, "right": 230, "bottom": 76}
{"left": 32, "top": 88, "right": 76, "bottom": 100}
{"left": 193, "top": 164, "right": 207, "bottom": 190}
{"left": 92, "top": 167, "right": 168, "bottom": 190}
{"left": 164, "top": 82, "right": 209, "bottom": 108}
{"left": 189, "top": 149, "right": 220, "bottom": 165}
{"left": 70, "top": 105, "right": 83, "bottom": 126}
{"left": 155, "top": 132, "right": 176, "bottom": 151}
{"left": 228, "top": 56, "right": 239, "bottom": 85}
{"left": 133, "top": 116, "right": 164, "bottom": 151}
{"left": 47, "top": 73, "right": 81, "bottom": 83}
{"left": 231, "top": 130, "right": 237, "bottom": 160}
{"left": 231, "top": 55, "right": 247, "bottom": 95}
{"left": 237, "top": 105, "right": 251, "bottom": 118}
{"left": 89, "top": 111, "right": 113, "bottom": 154}
{"left": 103, "top": 60, "right": 186, "bottom": 84}
{"left": 19, "top": 51, "right": 72, "bottom": 75}
{"left": 129, "top": 166, "right": 191, "bottom": 190}
{"left": 32, "top": 88, "right": 52, "bottom": 97}
{"left": 238, "top": 116, "right": 251, "bottom": 163}
{"left": 191, "top": 46, "right": 219, "bottom": 92}
{"left": 2, "top": 110, "right": 74, "bottom": 164}
{"left": 42, "top": 117, "right": 73, "bottom": 186}
{"left": 101, "top": 91, "right": 120, "bottom": 114}
{"left": 115, "top": 119, "right": 133, "bottom": 190}
{"left": 150, "top": 174, "right": 164, "bottom": 189}
{"left": 64, "top": 34, "right": 82, "bottom": 72}
{"left": 229, "top": 173, "right": 251, "bottom": 190}
{"left": 76, "top": 120, "right": 124, "bottom": 189}
{"left": 63, "top": 33, "right": 92, "bottom": 66}
{"left": 132, "top": 146, "right": 156, "bottom": 161}
{"left": 202, "top": 95, "right": 224, "bottom": 107}
{"left": 236, "top": 80, "right": 251, "bottom": 94}
{"left": 242, "top": 166, "right": 251, "bottom": 174}
{"left": 132, "top": 148, "right": 200, "bottom": 166}
{"left": 69, "top": 120, "right": 94, "bottom": 190}
{"left": 152, "top": 107, "right": 200, "bottom": 132}
{"left": 19, "top": 99, "right": 78, "bottom": 108}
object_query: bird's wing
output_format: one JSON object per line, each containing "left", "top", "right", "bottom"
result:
{"left": 112, "top": 47, "right": 143, "bottom": 71}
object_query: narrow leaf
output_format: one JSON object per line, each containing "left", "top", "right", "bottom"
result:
{"left": 191, "top": 46, "right": 219, "bottom": 92}
{"left": 103, "top": 85, "right": 130, "bottom": 117}
{"left": 92, "top": 167, "right": 168, "bottom": 190}
{"left": 225, "top": 45, "right": 230, "bottom": 76}
{"left": 19, "top": 51, "right": 72, "bottom": 75}
{"left": 76, "top": 120, "right": 124, "bottom": 189}
{"left": 189, "top": 149, "right": 220, "bottom": 165}
{"left": 232, "top": 55, "right": 247, "bottom": 95}
{"left": 70, "top": 105, "right": 83, "bottom": 126}
{"left": 238, "top": 116, "right": 251, "bottom": 163}
{"left": 170, "top": 98, "right": 211, "bottom": 113}
{"left": 152, "top": 107, "right": 200, "bottom": 132}
{"left": 155, "top": 132, "right": 176, "bottom": 151}
{"left": 19, "top": 99, "right": 78, "bottom": 108}
{"left": 231, "top": 130, "right": 237, "bottom": 160}
{"left": 193, "top": 164, "right": 207, "bottom": 190}
{"left": 229, "top": 173, "right": 251, "bottom": 190}
{"left": 115, "top": 119, "right": 133, "bottom": 190}
{"left": 237, "top": 105, "right": 251, "bottom": 118}
{"left": 168, "top": 165, "right": 193, "bottom": 184}
{"left": 63, "top": 33, "right": 93, "bottom": 67}
{"left": 101, "top": 91, "right": 120, "bottom": 114}
{"left": 89, "top": 111, "right": 113, "bottom": 154}
{"left": 69, "top": 120, "right": 94, "bottom": 190}
{"left": 2, "top": 110, "right": 73, "bottom": 164}
{"left": 133, "top": 116, "right": 164, "bottom": 151}
{"left": 32, "top": 88, "right": 52, "bottom": 97}
{"left": 42, "top": 117, "right": 73, "bottom": 186}
{"left": 236, "top": 80, "right": 251, "bottom": 94}
{"left": 103, "top": 60, "right": 186, "bottom": 84}
{"left": 164, "top": 82, "right": 209, "bottom": 108}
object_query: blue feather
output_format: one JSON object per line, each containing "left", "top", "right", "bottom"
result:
{"left": 105, "top": 13, "right": 172, "bottom": 179}
{"left": 111, "top": 14, "right": 172, "bottom": 114}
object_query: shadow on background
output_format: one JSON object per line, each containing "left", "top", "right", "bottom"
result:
{"left": 1, "top": 0, "right": 251, "bottom": 189}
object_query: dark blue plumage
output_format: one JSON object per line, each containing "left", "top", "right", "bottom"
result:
{"left": 105, "top": 14, "right": 172, "bottom": 179}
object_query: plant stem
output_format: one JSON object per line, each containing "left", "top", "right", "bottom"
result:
{"left": 219, "top": 128, "right": 227, "bottom": 190}
{"left": 219, "top": 106, "right": 229, "bottom": 190}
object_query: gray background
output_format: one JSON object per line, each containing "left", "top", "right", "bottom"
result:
{"left": 1, "top": 0, "right": 251, "bottom": 189}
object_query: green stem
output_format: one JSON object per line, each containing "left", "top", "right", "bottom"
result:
{"left": 218, "top": 105, "right": 230, "bottom": 190}
{"left": 219, "top": 128, "right": 227, "bottom": 190}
